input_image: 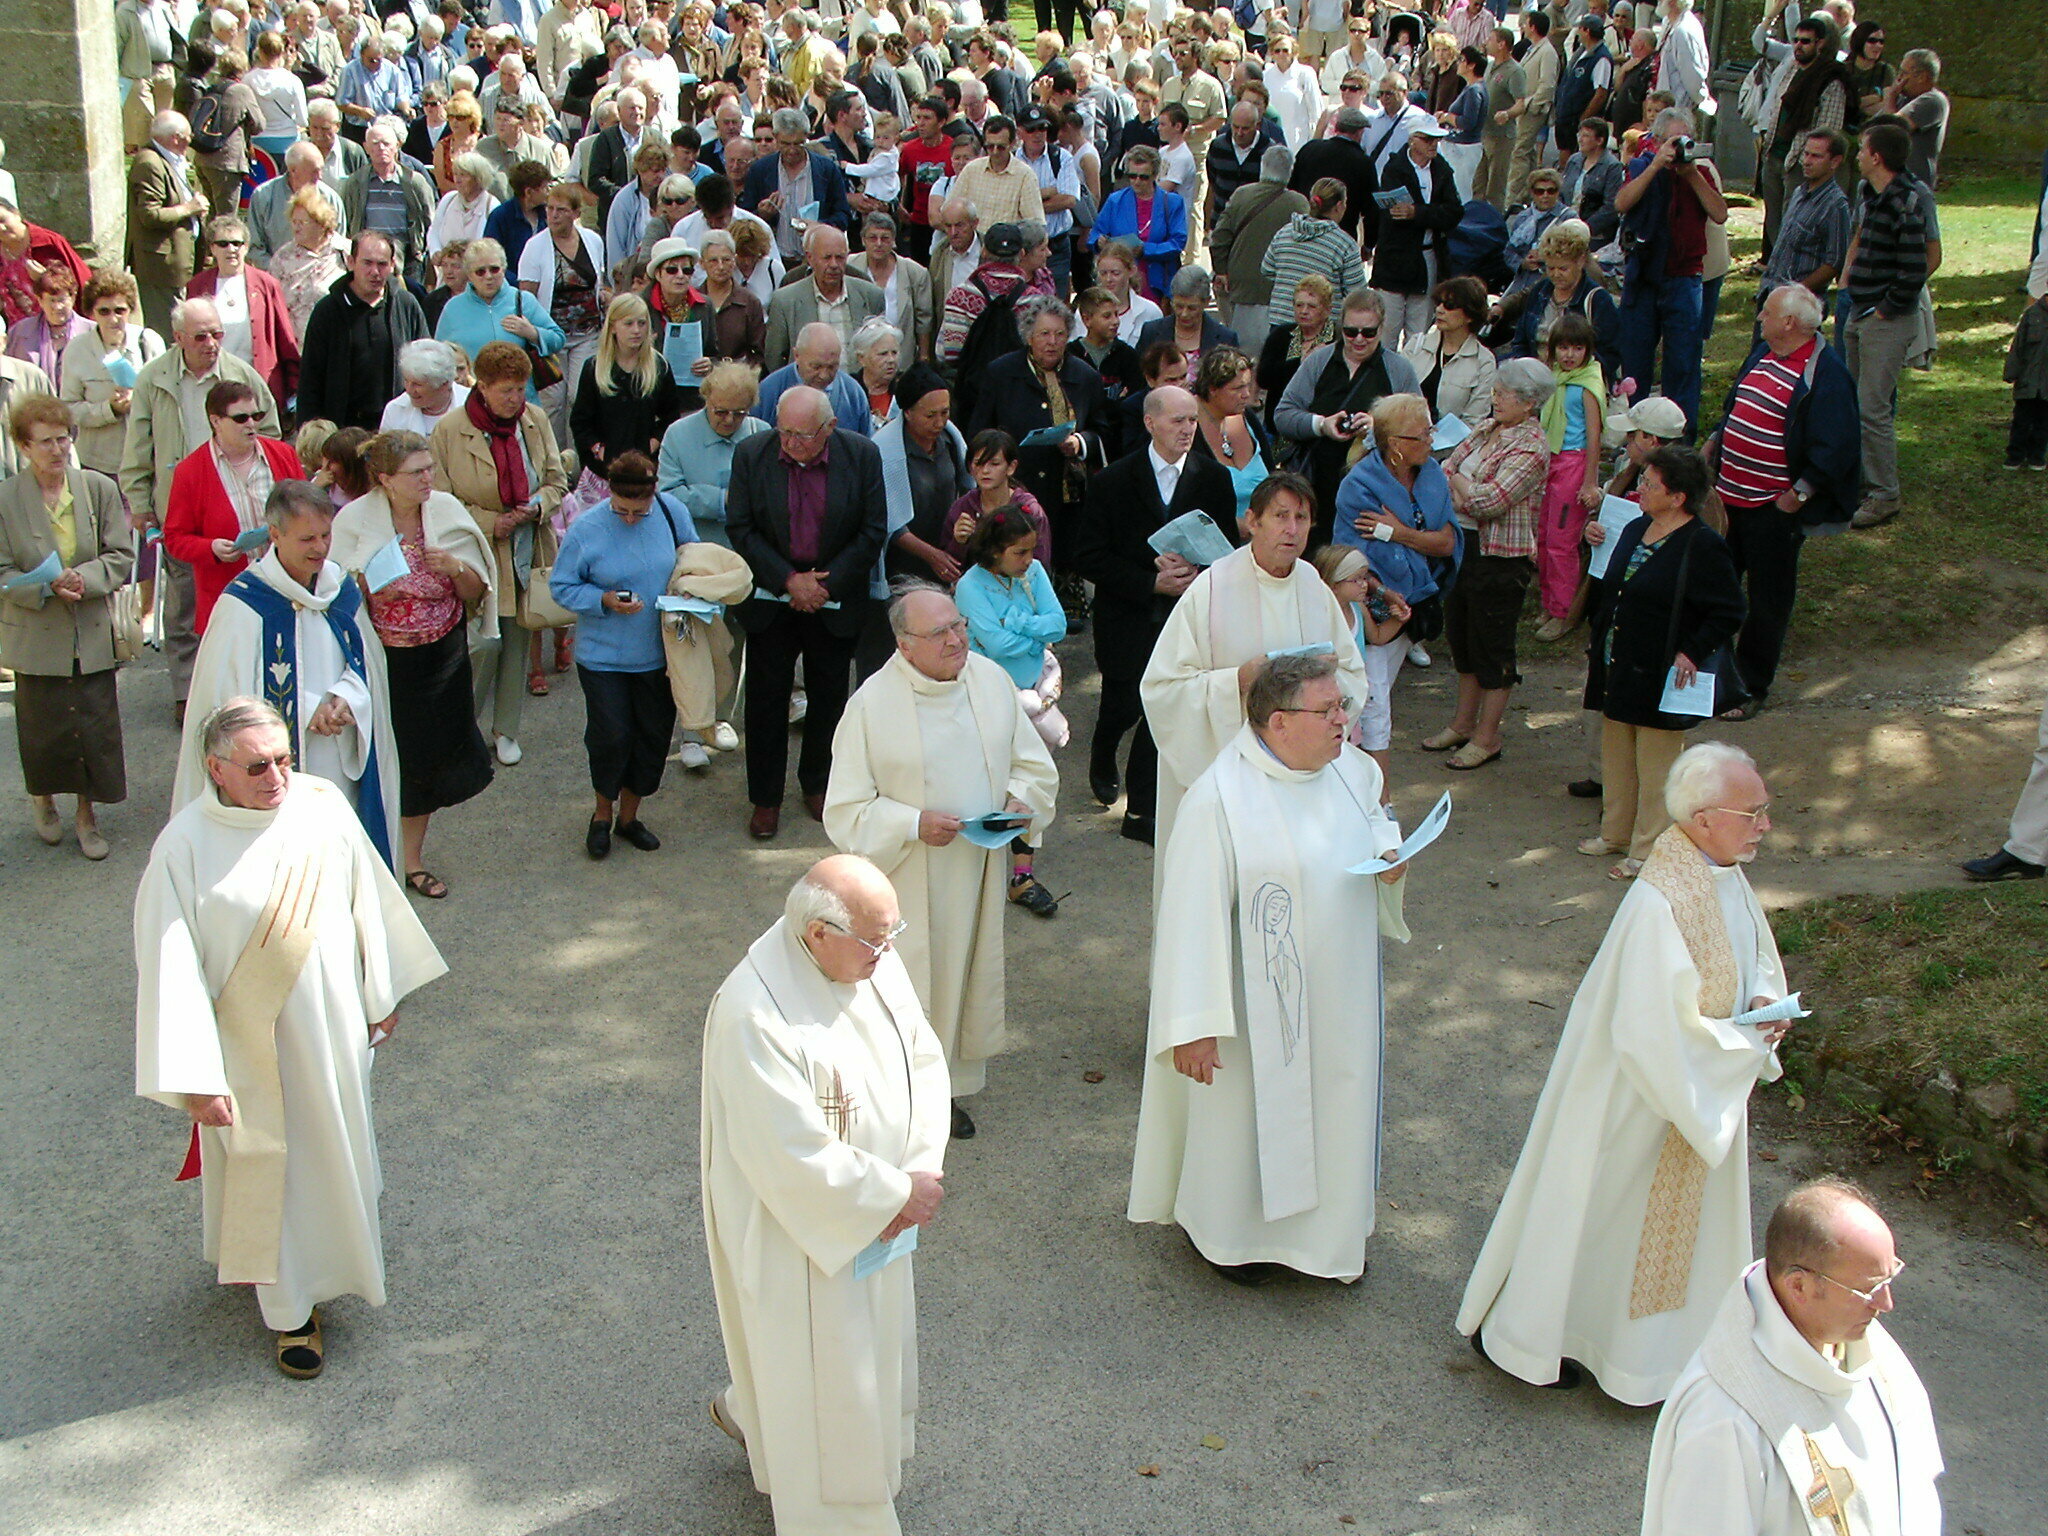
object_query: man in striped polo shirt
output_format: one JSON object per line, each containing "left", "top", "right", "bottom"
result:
{"left": 1841, "top": 121, "right": 1929, "bottom": 529}
{"left": 1703, "top": 284, "right": 1860, "bottom": 720}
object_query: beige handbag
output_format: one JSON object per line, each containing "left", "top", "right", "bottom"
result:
{"left": 111, "top": 582, "right": 146, "bottom": 663}
{"left": 514, "top": 520, "right": 573, "bottom": 630}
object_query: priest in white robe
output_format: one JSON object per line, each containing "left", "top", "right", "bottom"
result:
{"left": 1457, "top": 742, "right": 1794, "bottom": 1405}
{"left": 1140, "top": 471, "right": 1367, "bottom": 905}
{"left": 701, "top": 855, "right": 952, "bottom": 1536}
{"left": 135, "top": 698, "right": 446, "bottom": 1376}
{"left": 824, "top": 581, "right": 1058, "bottom": 1140}
{"left": 1642, "top": 1178, "right": 1944, "bottom": 1536}
{"left": 1129, "top": 653, "right": 1410, "bottom": 1284}
{"left": 171, "top": 480, "right": 401, "bottom": 868}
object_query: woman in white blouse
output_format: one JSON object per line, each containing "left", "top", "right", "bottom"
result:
{"left": 428, "top": 153, "right": 501, "bottom": 258}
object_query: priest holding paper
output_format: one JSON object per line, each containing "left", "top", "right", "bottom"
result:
{"left": 135, "top": 698, "right": 446, "bottom": 1377}
{"left": 701, "top": 855, "right": 952, "bottom": 1536}
{"left": 1140, "top": 471, "right": 1367, "bottom": 903}
{"left": 1458, "top": 742, "right": 1794, "bottom": 1405}
{"left": 1641, "top": 1178, "right": 1944, "bottom": 1536}
{"left": 172, "top": 481, "right": 401, "bottom": 868}
{"left": 1129, "top": 653, "right": 1411, "bottom": 1285}
{"left": 824, "top": 581, "right": 1058, "bottom": 1140}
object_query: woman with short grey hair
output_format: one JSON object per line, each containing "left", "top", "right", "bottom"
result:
{"left": 428, "top": 152, "right": 500, "bottom": 257}
{"left": 850, "top": 317, "right": 904, "bottom": 432}
{"left": 380, "top": 338, "right": 471, "bottom": 435}
{"left": 1423, "top": 355, "right": 1555, "bottom": 770}
{"left": 1134, "top": 263, "right": 1240, "bottom": 389}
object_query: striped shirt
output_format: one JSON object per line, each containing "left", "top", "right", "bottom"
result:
{"left": 1260, "top": 214, "right": 1367, "bottom": 312}
{"left": 1759, "top": 178, "right": 1850, "bottom": 299}
{"left": 1845, "top": 174, "right": 1929, "bottom": 318}
{"left": 1715, "top": 339, "right": 1815, "bottom": 508}
{"left": 1444, "top": 415, "right": 1549, "bottom": 559}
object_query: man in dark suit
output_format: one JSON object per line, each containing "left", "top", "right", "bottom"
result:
{"left": 739, "top": 108, "right": 858, "bottom": 271}
{"left": 585, "top": 85, "right": 651, "bottom": 226}
{"left": 726, "top": 384, "right": 891, "bottom": 840}
{"left": 1290, "top": 106, "right": 1377, "bottom": 240}
{"left": 1070, "top": 384, "right": 1238, "bottom": 844}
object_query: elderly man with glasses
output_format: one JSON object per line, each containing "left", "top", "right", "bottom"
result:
{"left": 1643, "top": 1177, "right": 1944, "bottom": 1535}
{"left": 1460, "top": 741, "right": 1796, "bottom": 1405}
{"left": 823, "top": 581, "right": 1056, "bottom": 1142}
{"left": 1129, "top": 650, "right": 1409, "bottom": 1286}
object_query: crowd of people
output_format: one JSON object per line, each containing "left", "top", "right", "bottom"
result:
{"left": 0, "top": 0, "right": 2025, "bottom": 1529}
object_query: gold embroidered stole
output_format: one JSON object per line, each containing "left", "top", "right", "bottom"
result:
{"left": 211, "top": 849, "right": 326, "bottom": 1286}
{"left": 1628, "top": 824, "right": 1739, "bottom": 1319}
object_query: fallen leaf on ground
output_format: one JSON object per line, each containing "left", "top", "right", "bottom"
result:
{"left": 1339, "top": 1517, "right": 1356, "bottom": 1525}
{"left": 1136, "top": 1464, "right": 1161, "bottom": 1477}
{"left": 1757, "top": 1149, "right": 1778, "bottom": 1162}
{"left": 1082, "top": 1069, "right": 1105, "bottom": 1083}
{"left": 1788, "top": 1094, "right": 1806, "bottom": 1112}
{"left": 1200, "top": 1434, "right": 1227, "bottom": 1450}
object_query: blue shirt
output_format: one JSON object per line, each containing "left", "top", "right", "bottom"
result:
{"left": 657, "top": 410, "right": 770, "bottom": 546}
{"left": 956, "top": 560, "right": 1066, "bottom": 687}
{"left": 752, "top": 364, "right": 873, "bottom": 439}
{"left": 338, "top": 57, "right": 414, "bottom": 118}
{"left": 435, "top": 285, "right": 565, "bottom": 399}
{"left": 483, "top": 198, "right": 542, "bottom": 273}
{"left": 549, "top": 497, "right": 698, "bottom": 672}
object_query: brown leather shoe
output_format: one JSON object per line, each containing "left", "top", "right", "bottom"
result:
{"left": 748, "top": 805, "right": 780, "bottom": 840}
{"left": 804, "top": 792, "right": 826, "bottom": 821}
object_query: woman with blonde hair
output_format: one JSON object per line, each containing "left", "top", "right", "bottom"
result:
{"left": 435, "top": 91, "right": 488, "bottom": 195}
{"left": 271, "top": 186, "right": 350, "bottom": 339}
{"left": 571, "top": 292, "right": 683, "bottom": 496}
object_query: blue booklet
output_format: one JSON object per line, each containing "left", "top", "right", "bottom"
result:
{"left": 1430, "top": 414, "right": 1471, "bottom": 452}
{"left": 655, "top": 593, "right": 723, "bottom": 617}
{"left": 1267, "top": 641, "right": 1333, "bottom": 659}
{"left": 852, "top": 1224, "right": 918, "bottom": 1279}
{"left": 101, "top": 353, "right": 139, "bottom": 389}
{"left": 662, "top": 320, "right": 704, "bottom": 384}
{"left": 2, "top": 550, "right": 61, "bottom": 591}
{"left": 1147, "top": 509, "right": 1235, "bottom": 566}
{"left": 232, "top": 526, "right": 273, "bottom": 553}
{"left": 1018, "top": 422, "right": 1076, "bottom": 449}
{"left": 958, "top": 810, "right": 1032, "bottom": 849}
{"left": 361, "top": 535, "right": 411, "bottom": 593}
{"left": 1660, "top": 666, "right": 1717, "bottom": 717}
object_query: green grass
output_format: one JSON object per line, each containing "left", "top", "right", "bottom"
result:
{"left": 1772, "top": 882, "right": 2048, "bottom": 1135}
{"left": 1700, "top": 173, "right": 2048, "bottom": 649}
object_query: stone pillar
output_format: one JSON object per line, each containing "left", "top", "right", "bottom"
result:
{"left": 0, "top": 0, "right": 129, "bottom": 260}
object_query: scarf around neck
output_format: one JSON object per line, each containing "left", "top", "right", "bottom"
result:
{"left": 465, "top": 387, "right": 529, "bottom": 509}
{"left": 1539, "top": 356, "right": 1608, "bottom": 452}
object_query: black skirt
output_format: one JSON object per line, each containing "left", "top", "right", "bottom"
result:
{"left": 384, "top": 624, "right": 494, "bottom": 818}
{"left": 14, "top": 667, "right": 126, "bottom": 802}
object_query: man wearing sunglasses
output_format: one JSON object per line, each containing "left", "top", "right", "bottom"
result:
{"left": 138, "top": 695, "right": 444, "bottom": 1380}
{"left": 1462, "top": 741, "right": 1797, "bottom": 1405}
{"left": 1644, "top": 1178, "right": 1944, "bottom": 1536}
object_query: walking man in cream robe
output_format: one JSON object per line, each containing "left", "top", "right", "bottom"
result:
{"left": 1458, "top": 741, "right": 1794, "bottom": 1404}
{"left": 1140, "top": 471, "right": 1367, "bottom": 905}
{"left": 1130, "top": 653, "right": 1410, "bottom": 1285}
{"left": 701, "top": 855, "right": 952, "bottom": 1536}
{"left": 171, "top": 481, "right": 401, "bottom": 868}
{"left": 1642, "top": 1177, "right": 1944, "bottom": 1536}
{"left": 825, "top": 581, "right": 1059, "bottom": 1140}
{"left": 135, "top": 698, "right": 445, "bottom": 1378}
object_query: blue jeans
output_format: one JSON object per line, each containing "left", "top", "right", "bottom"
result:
{"left": 1619, "top": 273, "right": 1704, "bottom": 434}
{"left": 1698, "top": 274, "right": 1725, "bottom": 340}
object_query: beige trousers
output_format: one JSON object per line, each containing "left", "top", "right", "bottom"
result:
{"left": 1601, "top": 718, "right": 1685, "bottom": 861}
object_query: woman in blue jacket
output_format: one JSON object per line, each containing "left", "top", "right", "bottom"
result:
{"left": 434, "top": 237, "right": 565, "bottom": 401}
{"left": 1091, "top": 146, "right": 1188, "bottom": 300}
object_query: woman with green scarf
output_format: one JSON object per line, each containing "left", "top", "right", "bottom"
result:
{"left": 1532, "top": 311, "right": 1608, "bottom": 644}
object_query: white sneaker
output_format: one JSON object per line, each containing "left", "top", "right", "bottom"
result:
{"left": 1407, "top": 643, "right": 1432, "bottom": 667}
{"left": 788, "top": 690, "right": 808, "bottom": 725}
{"left": 710, "top": 721, "right": 739, "bottom": 752}
{"left": 677, "top": 741, "right": 711, "bottom": 771}
{"left": 495, "top": 735, "right": 522, "bottom": 766}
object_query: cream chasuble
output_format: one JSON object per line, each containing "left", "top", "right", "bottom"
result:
{"left": 1456, "top": 827, "right": 1788, "bottom": 1404}
{"left": 1139, "top": 548, "right": 1366, "bottom": 906}
{"left": 1128, "top": 728, "right": 1409, "bottom": 1280}
{"left": 171, "top": 551, "right": 402, "bottom": 862}
{"left": 823, "top": 652, "right": 1058, "bottom": 1097}
{"left": 134, "top": 775, "right": 446, "bottom": 1329}
{"left": 700, "top": 920, "right": 952, "bottom": 1536}
{"left": 1643, "top": 1262, "right": 1944, "bottom": 1536}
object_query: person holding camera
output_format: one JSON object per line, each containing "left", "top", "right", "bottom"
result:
{"left": 1612, "top": 106, "right": 1728, "bottom": 436}
{"left": 1272, "top": 289, "right": 1422, "bottom": 545}
{"left": 548, "top": 450, "right": 696, "bottom": 861}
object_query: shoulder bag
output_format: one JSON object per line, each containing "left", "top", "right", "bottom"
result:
{"left": 515, "top": 288, "right": 565, "bottom": 390}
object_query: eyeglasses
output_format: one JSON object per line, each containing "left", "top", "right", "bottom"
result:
{"left": 226, "top": 751, "right": 294, "bottom": 777}
{"left": 1342, "top": 324, "right": 1379, "bottom": 340}
{"left": 470, "top": 264, "right": 504, "bottom": 275}
{"left": 906, "top": 619, "right": 968, "bottom": 641}
{"left": 1274, "top": 697, "right": 1357, "bottom": 721}
{"left": 211, "top": 238, "right": 247, "bottom": 248}
{"left": 1703, "top": 803, "right": 1771, "bottom": 824}
{"left": 826, "top": 918, "right": 908, "bottom": 956}
{"left": 27, "top": 431, "right": 74, "bottom": 449}
{"left": 1790, "top": 1258, "right": 1904, "bottom": 1306}
{"left": 93, "top": 303, "right": 131, "bottom": 316}
{"left": 218, "top": 410, "right": 261, "bottom": 425}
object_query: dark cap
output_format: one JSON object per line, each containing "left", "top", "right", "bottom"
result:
{"left": 894, "top": 362, "right": 950, "bottom": 411}
{"left": 982, "top": 221, "right": 1024, "bottom": 259}
{"left": 1015, "top": 105, "right": 1053, "bottom": 132}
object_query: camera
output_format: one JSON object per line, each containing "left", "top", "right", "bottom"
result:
{"left": 1670, "top": 136, "right": 1708, "bottom": 165}
{"left": 614, "top": 590, "right": 636, "bottom": 604}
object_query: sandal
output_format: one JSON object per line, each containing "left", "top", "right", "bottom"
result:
{"left": 405, "top": 869, "right": 449, "bottom": 899}
{"left": 1576, "top": 836, "right": 1626, "bottom": 857}
{"left": 277, "top": 1309, "right": 323, "bottom": 1379}
{"left": 553, "top": 632, "right": 575, "bottom": 673}
{"left": 1445, "top": 742, "right": 1502, "bottom": 770}
{"left": 1608, "top": 858, "right": 1643, "bottom": 882}
{"left": 1718, "top": 698, "right": 1765, "bottom": 722}
{"left": 1420, "top": 727, "right": 1470, "bottom": 752}
{"left": 527, "top": 670, "right": 550, "bottom": 697}
{"left": 1007, "top": 875, "right": 1060, "bottom": 918}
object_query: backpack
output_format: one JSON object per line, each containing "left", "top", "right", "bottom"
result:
{"left": 189, "top": 83, "right": 233, "bottom": 154}
{"left": 951, "top": 282, "right": 1023, "bottom": 423}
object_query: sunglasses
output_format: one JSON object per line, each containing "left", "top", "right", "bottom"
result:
{"left": 1342, "top": 324, "right": 1379, "bottom": 339}
{"left": 211, "top": 238, "right": 246, "bottom": 248}
{"left": 226, "top": 751, "right": 294, "bottom": 777}
{"left": 219, "top": 410, "right": 261, "bottom": 424}
{"left": 470, "top": 264, "right": 504, "bottom": 274}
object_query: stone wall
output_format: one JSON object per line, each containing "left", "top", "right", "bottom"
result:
{"left": 1709, "top": 0, "right": 2048, "bottom": 174}
{"left": 0, "top": 0, "right": 129, "bottom": 259}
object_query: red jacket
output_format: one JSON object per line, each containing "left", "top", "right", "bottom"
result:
{"left": 184, "top": 266, "right": 303, "bottom": 408}
{"left": 0, "top": 225, "right": 93, "bottom": 327}
{"left": 161, "top": 437, "right": 306, "bottom": 632}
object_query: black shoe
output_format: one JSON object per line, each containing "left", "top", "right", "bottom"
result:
{"left": 950, "top": 1100, "right": 976, "bottom": 1139}
{"left": 1120, "top": 811, "right": 1154, "bottom": 845}
{"left": 1206, "top": 1258, "right": 1287, "bottom": 1286}
{"left": 1007, "top": 874, "right": 1060, "bottom": 917}
{"left": 1567, "top": 778, "right": 1603, "bottom": 799}
{"left": 616, "top": 819, "right": 661, "bottom": 851}
{"left": 1961, "top": 848, "right": 2045, "bottom": 882}
{"left": 1089, "top": 764, "right": 1121, "bottom": 806}
{"left": 586, "top": 819, "right": 612, "bottom": 859}
{"left": 1469, "top": 1330, "right": 1583, "bottom": 1389}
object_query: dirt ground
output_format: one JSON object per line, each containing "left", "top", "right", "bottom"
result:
{"left": 3, "top": 623, "right": 2045, "bottom": 1536}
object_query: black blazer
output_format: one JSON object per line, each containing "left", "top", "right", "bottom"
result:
{"left": 587, "top": 126, "right": 636, "bottom": 224}
{"left": 967, "top": 350, "right": 1116, "bottom": 516}
{"left": 1071, "top": 445, "right": 1239, "bottom": 679}
{"left": 725, "top": 428, "right": 890, "bottom": 639}
{"left": 1134, "top": 315, "right": 1241, "bottom": 360}
{"left": 1584, "top": 517, "right": 1747, "bottom": 728}
{"left": 1288, "top": 136, "right": 1376, "bottom": 238}
{"left": 1365, "top": 151, "right": 1463, "bottom": 292}
{"left": 1068, "top": 337, "right": 1144, "bottom": 455}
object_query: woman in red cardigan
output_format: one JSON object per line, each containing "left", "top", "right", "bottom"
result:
{"left": 161, "top": 379, "right": 307, "bottom": 633}
{"left": 183, "top": 215, "right": 302, "bottom": 409}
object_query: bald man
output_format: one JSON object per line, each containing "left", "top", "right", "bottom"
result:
{"left": 247, "top": 141, "right": 348, "bottom": 268}
{"left": 128, "top": 112, "right": 210, "bottom": 336}
{"left": 754, "top": 321, "right": 876, "bottom": 438}
{"left": 1643, "top": 1178, "right": 1944, "bottom": 1535}
{"left": 701, "top": 853, "right": 950, "bottom": 1536}
{"left": 726, "top": 386, "right": 891, "bottom": 839}
{"left": 764, "top": 224, "right": 887, "bottom": 372}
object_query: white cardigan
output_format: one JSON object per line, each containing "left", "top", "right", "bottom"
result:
{"left": 516, "top": 224, "right": 608, "bottom": 311}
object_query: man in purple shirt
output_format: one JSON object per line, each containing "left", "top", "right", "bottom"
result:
{"left": 725, "top": 385, "right": 891, "bottom": 839}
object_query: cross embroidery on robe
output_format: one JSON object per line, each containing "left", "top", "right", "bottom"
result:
{"left": 819, "top": 1068, "right": 859, "bottom": 1140}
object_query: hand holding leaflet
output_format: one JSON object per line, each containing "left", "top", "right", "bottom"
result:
{"left": 958, "top": 810, "right": 1033, "bottom": 849}
{"left": 361, "top": 535, "right": 411, "bottom": 592}
{"left": 1018, "top": 422, "right": 1076, "bottom": 449}
{"left": 1349, "top": 790, "right": 1451, "bottom": 874}
{"left": 662, "top": 320, "right": 704, "bottom": 381}
{"left": 2, "top": 550, "right": 62, "bottom": 591}
{"left": 102, "top": 353, "right": 139, "bottom": 389}
{"left": 232, "top": 526, "right": 273, "bottom": 553}
{"left": 1733, "top": 993, "right": 1810, "bottom": 1029}
{"left": 1660, "top": 666, "right": 1716, "bottom": 718}
{"left": 1147, "top": 509, "right": 1235, "bottom": 566}
{"left": 1585, "top": 495, "right": 1644, "bottom": 579}
{"left": 852, "top": 1224, "right": 918, "bottom": 1278}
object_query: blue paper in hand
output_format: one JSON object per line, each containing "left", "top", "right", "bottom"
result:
{"left": 852, "top": 1224, "right": 918, "bottom": 1279}
{"left": 1018, "top": 422, "right": 1077, "bottom": 449}
{"left": 232, "top": 526, "right": 273, "bottom": 554}
{"left": 2, "top": 550, "right": 62, "bottom": 591}
{"left": 1660, "top": 666, "right": 1716, "bottom": 717}
{"left": 101, "top": 353, "right": 139, "bottom": 389}
{"left": 1430, "top": 414, "right": 1471, "bottom": 452}
{"left": 662, "top": 320, "right": 704, "bottom": 383}
{"left": 797, "top": 200, "right": 820, "bottom": 225}
{"left": 1585, "top": 495, "right": 1644, "bottom": 580}
{"left": 361, "top": 535, "right": 412, "bottom": 592}
{"left": 1267, "top": 641, "right": 1333, "bottom": 659}
{"left": 958, "top": 811, "right": 1032, "bottom": 849}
